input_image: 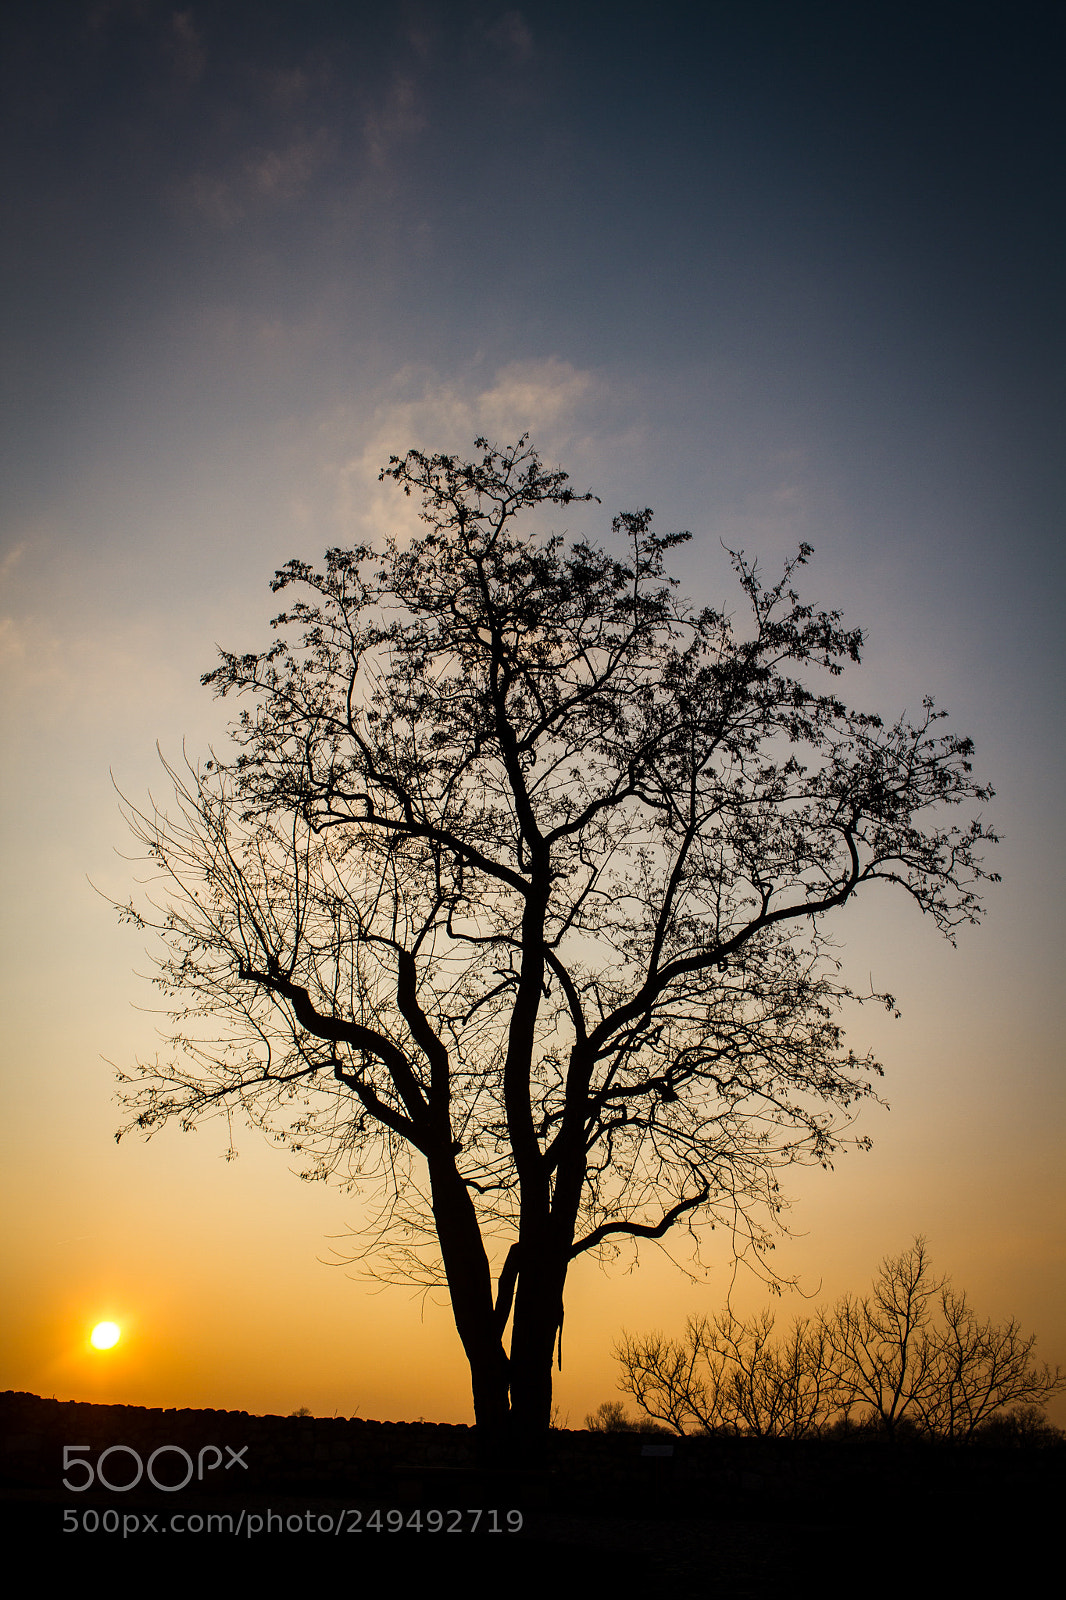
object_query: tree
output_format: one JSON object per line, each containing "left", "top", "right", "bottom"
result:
{"left": 829, "top": 1239, "right": 1066, "bottom": 1438}
{"left": 617, "top": 1309, "right": 839, "bottom": 1437}
{"left": 824, "top": 1235, "right": 943, "bottom": 1435}
{"left": 616, "top": 1238, "right": 1066, "bottom": 1439}
{"left": 915, "top": 1285, "right": 1065, "bottom": 1441}
{"left": 615, "top": 1322, "right": 728, "bottom": 1435}
{"left": 116, "top": 436, "right": 998, "bottom": 1436}
{"left": 973, "top": 1405, "right": 1064, "bottom": 1446}
{"left": 717, "top": 1310, "right": 837, "bottom": 1438}
{"left": 583, "top": 1399, "right": 666, "bottom": 1433}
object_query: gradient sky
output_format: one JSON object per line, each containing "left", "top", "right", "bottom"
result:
{"left": 2, "top": 0, "right": 1063, "bottom": 1425}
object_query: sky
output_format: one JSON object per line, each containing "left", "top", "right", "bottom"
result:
{"left": 1, "top": 0, "right": 1064, "bottom": 1426}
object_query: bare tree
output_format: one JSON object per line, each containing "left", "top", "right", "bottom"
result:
{"left": 116, "top": 437, "right": 997, "bottom": 1435}
{"left": 617, "top": 1309, "right": 839, "bottom": 1437}
{"left": 583, "top": 1400, "right": 666, "bottom": 1433}
{"left": 825, "top": 1236, "right": 943, "bottom": 1434}
{"left": 618, "top": 1238, "right": 1065, "bottom": 1440}
{"left": 615, "top": 1322, "right": 728, "bottom": 1435}
{"left": 914, "top": 1286, "right": 1065, "bottom": 1441}
{"left": 720, "top": 1311, "right": 839, "bottom": 1438}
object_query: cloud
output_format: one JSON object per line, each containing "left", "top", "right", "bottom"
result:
{"left": 0, "top": 611, "right": 173, "bottom": 721}
{"left": 484, "top": 9, "right": 535, "bottom": 67}
{"left": 85, "top": 3, "right": 205, "bottom": 88}
{"left": 363, "top": 74, "right": 428, "bottom": 167}
{"left": 324, "top": 358, "right": 615, "bottom": 547}
{"left": 178, "top": 130, "right": 332, "bottom": 225}
{"left": 181, "top": 172, "right": 242, "bottom": 227}
{"left": 255, "top": 65, "right": 313, "bottom": 113}
{"left": 244, "top": 132, "right": 331, "bottom": 202}
{"left": 710, "top": 451, "right": 820, "bottom": 557}
{"left": 166, "top": 9, "right": 205, "bottom": 87}
{"left": 474, "top": 358, "right": 597, "bottom": 437}
{"left": 0, "top": 543, "right": 26, "bottom": 586}
{"left": 402, "top": 4, "right": 440, "bottom": 64}
{"left": 0, "top": 610, "right": 115, "bottom": 730}
{"left": 85, "top": 1, "right": 153, "bottom": 35}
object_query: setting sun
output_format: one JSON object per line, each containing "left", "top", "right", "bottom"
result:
{"left": 90, "top": 1322, "right": 120, "bottom": 1351}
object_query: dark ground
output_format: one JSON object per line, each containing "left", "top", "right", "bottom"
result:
{"left": 3, "top": 1392, "right": 1060, "bottom": 1590}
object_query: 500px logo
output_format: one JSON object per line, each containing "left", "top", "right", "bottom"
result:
{"left": 62, "top": 1443, "right": 249, "bottom": 1493}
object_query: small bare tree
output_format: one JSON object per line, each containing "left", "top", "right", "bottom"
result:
{"left": 583, "top": 1400, "right": 666, "bottom": 1433}
{"left": 615, "top": 1322, "right": 728, "bottom": 1435}
{"left": 824, "top": 1236, "right": 943, "bottom": 1434}
{"left": 720, "top": 1312, "right": 838, "bottom": 1439}
{"left": 617, "top": 1308, "right": 839, "bottom": 1437}
{"left": 913, "top": 1286, "right": 1065, "bottom": 1442}
{"left": 617, "top": 1238, "right": 1066, "bottom": 1440}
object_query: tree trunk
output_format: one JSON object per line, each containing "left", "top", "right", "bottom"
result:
{"left": 507, "top": 1251, "right": 568, "bottom": 1435}
{"left": 428, "top": 1154, "right": 511, "bottom": 1432}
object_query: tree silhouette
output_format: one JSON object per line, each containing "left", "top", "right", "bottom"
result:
{"left": 616, "top": 1238, "right": 1064, "bottom": 1438}
{"left": 825, "top": 1234, "right": 942, "bottom": 1434}
{"left": 117, "top": 437, "right": 997, "bottom": 1434}
{"left": 828, "top": 1239, "right": 1066, "bottom": 1440}
{"left": 617, "top": 1309, "right": 838, "bottom": 1437}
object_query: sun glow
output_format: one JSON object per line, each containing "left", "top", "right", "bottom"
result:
{"left": 90, "top": 1321, "right": 121, "bottom": 1350}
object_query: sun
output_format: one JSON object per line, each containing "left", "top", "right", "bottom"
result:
{"left": 90, "top": 1321, "right": 121, "bottom": 1350}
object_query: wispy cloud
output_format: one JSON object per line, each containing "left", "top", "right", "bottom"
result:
{"left": 166, "top": 9, "right": 205, "bottom": 87}
{"left": 325, "top": 358, "right": 614, "bottom": 548}
{"left": 363, "top": 73, "right": 427, "bottom": 167}
{"left": 474, "top": 357, "right": 596, "bottom": 437}
{"left": 244, "top": 132, "right": 330, "bottom": 202}
{"left": 0, "top": 608, "right": 190, "bottom": 729}
{"left": 484, "top": 9, "right": 535, "bottom": 68}
{"left": 179, "top": 129, "right": 332, "bottom": 225}
{"left": 0, "top": 543, "right": 27, "bottom": 587}
{"left": 711, "top": 449, "right": 820, "bottom": 556}
{"left": 254, "top": 64, "right": 314, "bottom": 113}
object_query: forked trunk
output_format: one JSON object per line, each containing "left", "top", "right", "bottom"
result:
{"left": 502, "top": 1251, "right": 568, "bottom": 1436}
{"left": 446, "top": 1242, "right": 569, "bottom": 1439}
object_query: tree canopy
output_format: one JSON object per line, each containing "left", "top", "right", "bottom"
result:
{"left": 117, "top": 436, "right": 998, "bottom": 1433}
